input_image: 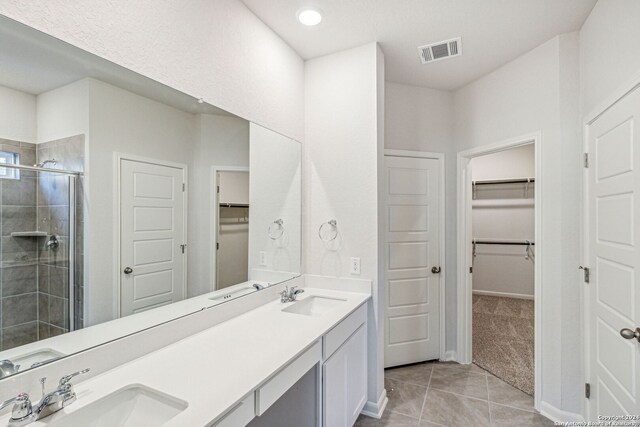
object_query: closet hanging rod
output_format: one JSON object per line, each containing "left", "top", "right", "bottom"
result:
{"left": 473, "top": 239, "right": 534, "bottom": 246}
{"left": 473, "top": 177, "right": 535, "bottom": 185}
{"left": 219, "top": 203, "right": 249, "bottom": 208}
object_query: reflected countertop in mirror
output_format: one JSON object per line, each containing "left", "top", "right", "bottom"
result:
{"left": 0, "top": 15, "right": 302, "bottom": 379}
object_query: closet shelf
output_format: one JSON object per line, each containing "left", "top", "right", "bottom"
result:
{"left": 11, "top": 231, "right": 48, "bottom": 237}
{"left": 219, "top": 203, "right": 249, "bottom": 208}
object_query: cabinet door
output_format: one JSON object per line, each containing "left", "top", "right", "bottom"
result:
{"left": 323, "top": 325, "right": 367, "bottom": 427}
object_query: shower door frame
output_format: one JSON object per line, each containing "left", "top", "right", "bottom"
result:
{"left": 0, "top": 163, "right": 81, "bottom": 334}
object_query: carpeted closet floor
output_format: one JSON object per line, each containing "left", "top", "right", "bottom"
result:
{"left": 472, "top": 294, "right": 534, "bottom": 396}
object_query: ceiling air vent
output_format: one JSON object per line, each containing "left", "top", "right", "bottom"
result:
{"left": 418, "top": 37, "right": 462, "bottom": 64}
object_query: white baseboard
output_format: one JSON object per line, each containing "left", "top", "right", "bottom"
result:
{"left": 538, "top": 401, "right": 584, "bottom": 423}
{"left": 361, "top": 389, "right": 388, "bottom": 419}
{"left": 472, "top": 290, "right": 534, "bottom": 300}
{"left": 441, "top": 350, "right": 457, "bottom": 362}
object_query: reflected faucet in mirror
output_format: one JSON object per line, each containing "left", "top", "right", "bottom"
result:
{"left": 0, "top": 361, "right": 20, "bottom": 380}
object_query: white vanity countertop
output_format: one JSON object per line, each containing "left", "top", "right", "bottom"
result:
{"left": 29, "top": 286, "right": 370, "bottom": 427}
{"left": 0, "top": 280, "right": 273, "bottom": 368}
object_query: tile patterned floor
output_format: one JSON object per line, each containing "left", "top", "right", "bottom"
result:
{"left": 355, "top": 362, "right": 553, "bottom": 427}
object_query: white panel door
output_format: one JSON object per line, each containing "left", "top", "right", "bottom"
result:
{"left": 120, "top": 159, "right": 186, "bottom": 317}
{"left": 587, "top": 87, "right": 640, "bottom": 420}
{"left": 384, "top": 155, "right": 441, "bottom": 367}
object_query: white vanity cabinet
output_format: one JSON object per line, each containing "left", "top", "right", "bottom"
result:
{"left": 322, "top": 304, "right": 368, "bottom": 427}
{"left": 212, "top": 302, "right": 368, "bottom": 427}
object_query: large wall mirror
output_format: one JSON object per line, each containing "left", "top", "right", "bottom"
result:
{"left": 0, "top": 17, "right": 301, "bottom": 379}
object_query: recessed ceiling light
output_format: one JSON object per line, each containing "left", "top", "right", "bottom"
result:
{"left": 297, "top": 8, "right": 322, "bottom": 26}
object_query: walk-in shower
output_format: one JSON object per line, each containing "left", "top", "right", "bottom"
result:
{"left": 0, "top": 141, "right": 83, "bottom": 352}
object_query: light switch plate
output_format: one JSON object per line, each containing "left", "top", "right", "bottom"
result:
{"left": 350, "top": 257, "right": 361, "bottom": 275}
{"left": 259, "top": 251, "right": 267, "bottom": 266}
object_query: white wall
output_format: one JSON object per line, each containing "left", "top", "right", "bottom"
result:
{"left": 470, "top": 144, "right": 535, "bottom": 181}
{"left": 0, "top": 0, "right": 304, "bottom": 142}
{"left": 580, "top": 0, "right": 640, "bottom": 115}
{"left": 190, "top": 114, "right": 249, "bottom": 297}
{"left": 470, "top": 145, "right": 535, "bottom": 298}
{"left": 248, "top": 123, "right": 301, "bottom": 281}
{"left": 454, "top": 33, "right": 582, "bottom": 415}
{"left": 384, "top": 82, "right": 457, "bottom": 352}
{"left": 0, "top": 85, "right": 36, "bottom": 143}
{"left": 37, "top": 79, "right": 90, "bottom": 144}
{"left": 305, "top": 42, "right": 385, "bottom": 413}
{"left": 87, "top": 80, "right": 259, "bottom": 318}
{"left": 86, "top": 78, "right": 197, "bottom": 325}
{"left": 218, "top": 171, "right": 249, "bottom": 205}
{"left": 385, "top": 82, "right": 453, "bottom": 152}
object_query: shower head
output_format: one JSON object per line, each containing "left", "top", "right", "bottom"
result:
{"left": 34, "top": 159, "right": 57, "bottom": 168}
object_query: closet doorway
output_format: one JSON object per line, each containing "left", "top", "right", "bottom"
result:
{"left": 456, "top": 134, "right": 541, "bottom": 407}
{"left": 212, "top": 168, "right": 250, "bottom": 290}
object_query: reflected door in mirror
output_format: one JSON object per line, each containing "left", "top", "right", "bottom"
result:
{"left": 120, "top": 159, "right": 186, "bottom": 316}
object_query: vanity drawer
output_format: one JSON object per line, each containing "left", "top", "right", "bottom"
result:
{"left": 255, "top": 340, "right": 321, "bottom": 416}
{"left": 323, "top": 303, "right": 366, "bottom": 360}
{"left": 213, "top": 394, "right": 255, "bottom": 427}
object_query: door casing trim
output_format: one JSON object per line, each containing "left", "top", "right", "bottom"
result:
{"left": 455, "top": 132, "right": 542, "bottom": 410}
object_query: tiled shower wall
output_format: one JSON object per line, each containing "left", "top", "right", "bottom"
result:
{"left": 0, "top": 138, "right": 39, "bottom": 350}
{"left": 0, "top": 136, "right": 84, "bottom": 350}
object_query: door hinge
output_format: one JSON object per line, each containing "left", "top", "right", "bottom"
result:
{"left": 584, "top": 153, "right": 589, "bottom": 168}
{"left": 180, "top": 244, "right": 187, "bottom": 254}
{"left": 469, "top": 266, "right": 473, "bottom": 274}
{"left": 182, "top": 183, "right": 186, "bottom": 192}
{"left": 585, "top": 383, "right": 591, "bottom": 399}
{"left": 217, "top": 185, "right": 220, "bottom": 194}
{"left": 216, "top": 242, "right": 219, "bottom": 250}
{"left": 579, "top": 266, "right": 590, "bottom": 283}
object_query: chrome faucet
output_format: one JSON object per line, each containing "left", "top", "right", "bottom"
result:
{"left": 280, "top": 286, "right": 304, "bottom": 303}
{"left": 0, "top": 368, "right": 89, "bottom": 426}
{"left": 0, "top": 361, "right": 20, "bottom": 379}
{"left": 252, "top": 283, "right": 264, "bottom": 291}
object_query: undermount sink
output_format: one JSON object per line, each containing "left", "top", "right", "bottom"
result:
{"left": 282, "top": 296, "right": 347, "bottom": 316}
{"left": 48, "top": 385, "right": 187, "bottom": 427}
{"left": 13, "top": 348, "right": 65, "bottom": 369}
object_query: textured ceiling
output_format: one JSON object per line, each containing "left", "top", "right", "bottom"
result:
{"left": 0, "top": 16, "right": 230, "bottom": 115}
{"left": 241, "top": 0, "right": 597, "bottom": 90}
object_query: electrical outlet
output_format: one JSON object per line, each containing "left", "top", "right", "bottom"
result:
{"left": 259, "top": 251, "right": 267, "bottom": 266}
{"left": 350, "top": 257, "right": 361, "bottom": 275}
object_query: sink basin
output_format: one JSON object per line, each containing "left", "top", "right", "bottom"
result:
{"left": 282, "top": 296, "right": 347, "bottom": 316}
{"left": 49, "top": 385, "right": 187, "bottom": 427}
{"left": 13, "top": 348, "right": 65, "bottom": 369}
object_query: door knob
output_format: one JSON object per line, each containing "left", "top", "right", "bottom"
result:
{"left": 620, "top": 327, "right": 640, "bottom": 342}
{"left": 123, "top": 267, "right": 133, "bottom": 275}
{"left": 431, "top": 266, "right": 441, "bottom": 274}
